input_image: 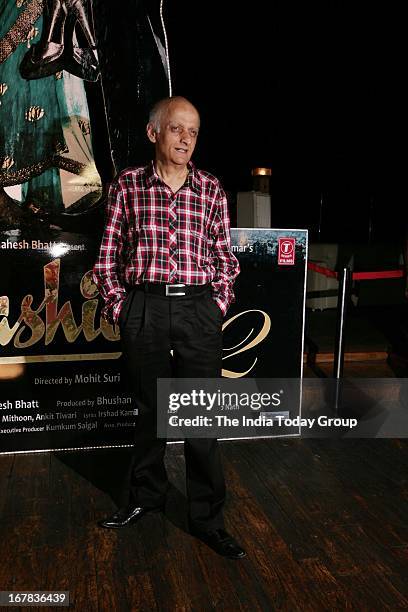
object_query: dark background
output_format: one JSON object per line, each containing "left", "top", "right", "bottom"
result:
{"left": 165, "top": 1, "right": 403, "bottom": 243}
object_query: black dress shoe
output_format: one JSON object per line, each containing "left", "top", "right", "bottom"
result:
{"left": 99, "top": 504, "right": 164, "bottom": 529}
{"left": 190, "top": 528, "right": 246, "bottom": 559}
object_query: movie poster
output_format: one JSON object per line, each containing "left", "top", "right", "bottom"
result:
{"left": 0, "top": 2, "right": 307, "bottom": 454}
{"left": 0, "top": 228, "right": 307, "bottom": 453}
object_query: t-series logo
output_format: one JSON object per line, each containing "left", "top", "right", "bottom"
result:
{"left": 278, "top": 237, "right": 296, "bottom": 265}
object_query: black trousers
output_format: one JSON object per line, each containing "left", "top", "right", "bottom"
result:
{"left": 119, "top": 284, "right": 226, "bottom": 531}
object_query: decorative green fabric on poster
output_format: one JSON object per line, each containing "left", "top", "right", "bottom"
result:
{"left": 0, "top": 0, "right": 101, "bottom": 212}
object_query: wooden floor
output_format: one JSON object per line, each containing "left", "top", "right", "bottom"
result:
{"left": 303, "top": 355, "right": 401, "bottom": 378}
{"left": 0, "top": 435, "right": 407, "bottom": 611}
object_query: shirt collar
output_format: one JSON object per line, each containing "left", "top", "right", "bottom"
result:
{"left": 144, "top": 160, "right": 202, "bottom": 194}
{"left": 144, "top": 160, "right": 160, "bottom": 188}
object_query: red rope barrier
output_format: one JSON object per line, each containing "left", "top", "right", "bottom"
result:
{"left": 307, "top": 262, "right": 405, "bottom": 281}
{"left": 307, "top": 262, "right": 338, "bottom": 279}
{"left": 352, "top": 270, "right": 404, "bottom": 280}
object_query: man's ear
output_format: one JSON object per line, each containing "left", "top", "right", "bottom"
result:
{"left": 146, "top": 122, "right": 157, "bottom": 143}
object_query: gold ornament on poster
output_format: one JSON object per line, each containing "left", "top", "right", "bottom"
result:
{"left": 77, "top": 119, "right": 91, "bottom": 137}
{"left": 0, "top": 82, "right": 8, "bottom": 105}
{"left": 25, "top": 26, "right": 38, "bottom": 47}
{"left": 1, "top": 155, "right": 14, "bottom": 170}
{"left": 25, "top": 105, "right": 45, "bottom": 121}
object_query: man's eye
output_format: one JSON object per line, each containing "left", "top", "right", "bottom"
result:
{"left": 189, "top": 130, "right": 198, "bottom": 138}
{"left": 170, "top": 125, "right": 179, "bottom": 133}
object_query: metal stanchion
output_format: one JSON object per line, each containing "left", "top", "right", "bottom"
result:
{"left": 333, "top": 267, "right": 352, "bottom": 412}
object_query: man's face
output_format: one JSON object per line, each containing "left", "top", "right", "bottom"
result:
{"left": 147, "top": 101, "right": 200, "bottom": 167}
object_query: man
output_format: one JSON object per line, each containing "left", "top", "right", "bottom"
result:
{"left": 93, "top": 96, "right": 245, "bottom": 559}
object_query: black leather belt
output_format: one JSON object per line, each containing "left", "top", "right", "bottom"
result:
{"left": 135, "top": 283, "right": 210, "bottom": 297}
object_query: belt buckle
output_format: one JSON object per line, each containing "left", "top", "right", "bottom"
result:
{"left": 166, "top": 283, "right": 186, "bottom": 296}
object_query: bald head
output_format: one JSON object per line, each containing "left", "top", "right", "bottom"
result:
{"left": 148, "top": 96, "right": 200, "bottom": 133}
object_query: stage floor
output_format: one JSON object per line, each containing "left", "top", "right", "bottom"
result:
{"left": 305, "top": 304, "right": 408, "bottom": 355}
{"left": 0, "top": 437, "right": 407, "bottom": 610}
{"left": 304, "top": 304, "right": 408, "bottom": 377}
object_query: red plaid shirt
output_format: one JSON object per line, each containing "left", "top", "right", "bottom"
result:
{"left": 93, "top": 161, "right": 240, "bottom": 324}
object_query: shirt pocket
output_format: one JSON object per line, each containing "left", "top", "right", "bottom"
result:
{"left": 188, "top": 228, "right": 209, "bottom": 265}
{"left": 137, "top": 224, "right": 161, "bottom": 252}
{"left": 187, "top": 214, "right": 207, "bottom": 236}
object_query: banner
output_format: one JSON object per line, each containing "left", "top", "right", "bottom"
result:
{"left": 0, "top": 228, "right": 307, "bottom": 453}
{"left": 0, "top": 2, "right": 307, "bottom": 454}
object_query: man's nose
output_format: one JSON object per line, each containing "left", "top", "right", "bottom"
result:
{"left": 180, "top": 129, "right": 191, "bottom": 144}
